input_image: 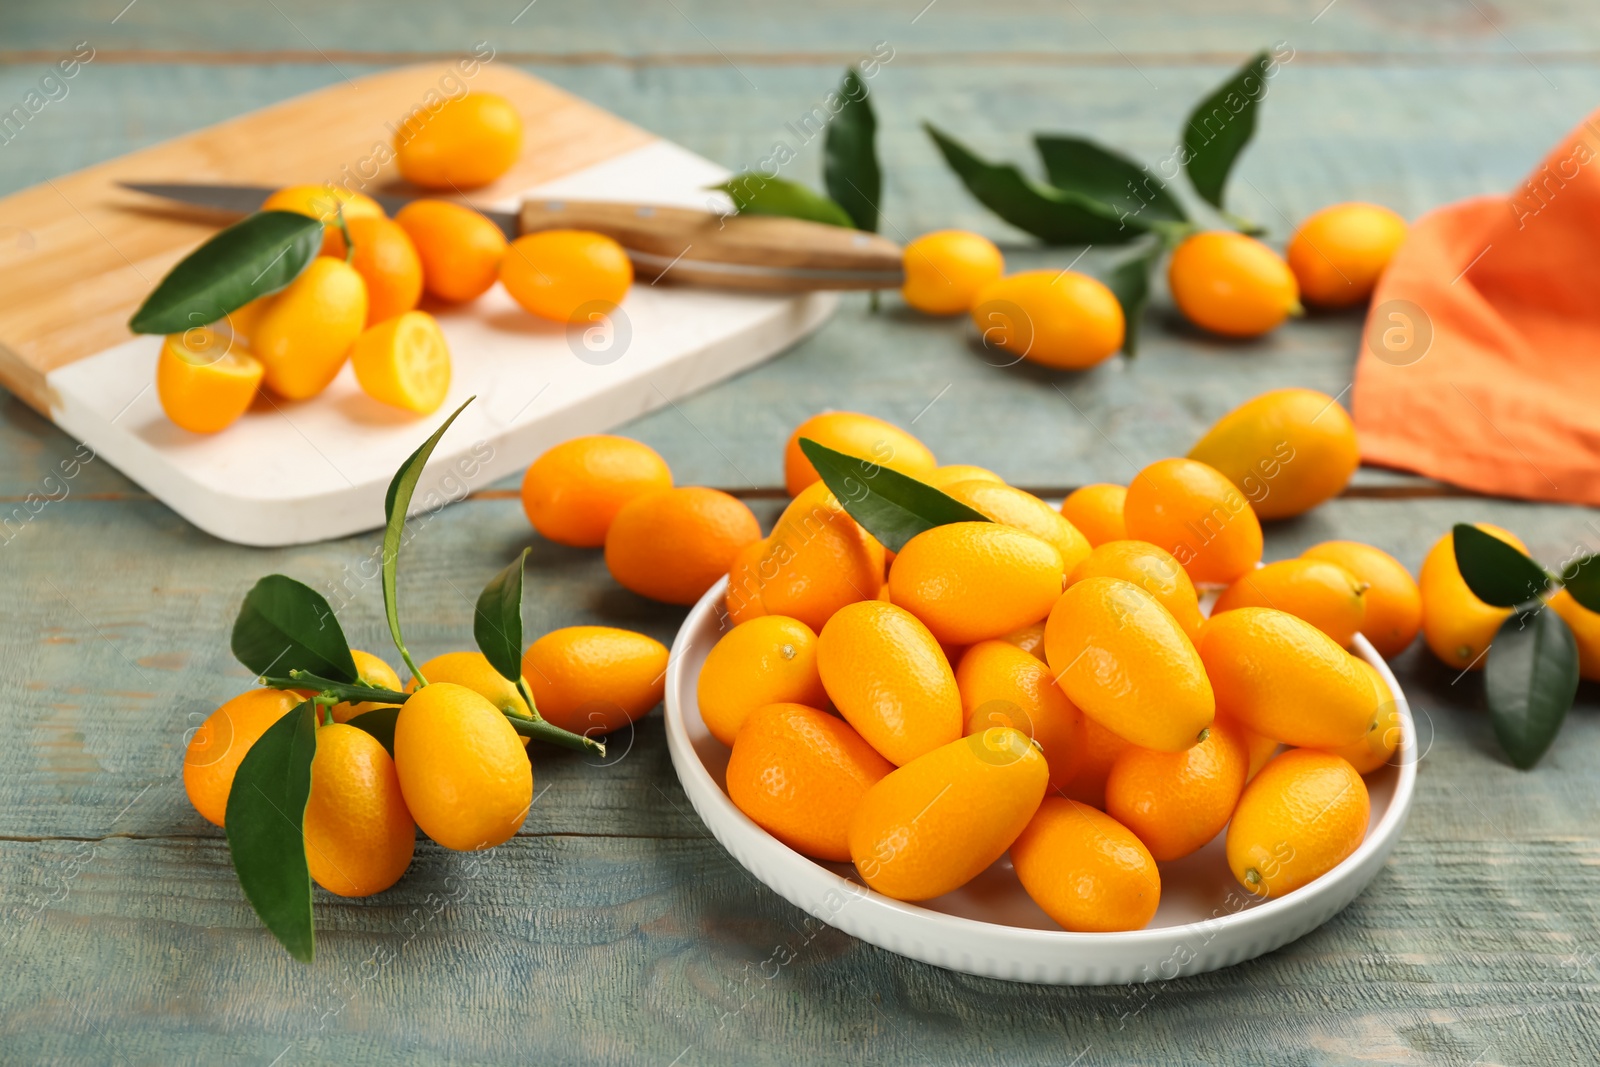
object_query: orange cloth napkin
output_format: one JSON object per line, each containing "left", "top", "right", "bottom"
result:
{"left": 1353, "top": 108, "right": 1600, "bottom": 505}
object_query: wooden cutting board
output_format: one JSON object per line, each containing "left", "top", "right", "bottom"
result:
{"left": 0, "top": 63, "right": 835, "bottom": 546}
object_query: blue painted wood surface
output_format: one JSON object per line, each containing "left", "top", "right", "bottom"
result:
{"left": 3, "top": 3, "right": 1600, "bottom": 1063}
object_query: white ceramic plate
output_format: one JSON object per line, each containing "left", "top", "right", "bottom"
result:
{"left": 664, "top": 576, "right": 1417, "bottom": 985}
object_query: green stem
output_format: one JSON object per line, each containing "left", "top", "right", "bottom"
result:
{"left": 504, "top": 711, "right": 606, "bottom": 757}
{"left": 263, "top": 671, "right": 410, "bottom": 705}
{"left": 336, "top": 207, "right": 355, "bottom": 264}
{"left": 398, "top": 646, "right": 428, "bottom": 689}
{"left": 516, "top": 677, "right": 538, "bottom": 718}
{"left": 1220, "top": 209, "right": 1266, "bottom": 237}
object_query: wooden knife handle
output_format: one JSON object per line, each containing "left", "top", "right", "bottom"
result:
{"left": 516, "top": 199, "right": 904, "bottom": 292}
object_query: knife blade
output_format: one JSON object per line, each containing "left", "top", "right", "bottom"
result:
{"left": 117, "top": 181, "right": 905, "bottom": 292}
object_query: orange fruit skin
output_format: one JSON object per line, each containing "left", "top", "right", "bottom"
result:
{"left": 1167, "top": 231, "right": 1300, "bottom": 338}
{"left": 922, "top": 464, "right": 1003, "bottom": 489}
{"left": 816, "top": 600, "right": 962, "bottom": 766}
{"left": 1213, "top": 558, "right": 1368, "bottom": 648}
{"left": 849, "top": 728, "right": 1048, "bottom": 901}
{"left": 520, "top": 435, "right": 672, "bottom": 548}
{"left": 330, "top": 649, "right": 403, "bottom": 722}
{"left": 395, "top": 200, "right": 508, "bottom": 303}
{"left": 999, "top": 620, "right": 1047, "bottom": 661}
{"left": 1317, "top": 658, "right": 1402, "bottom": 775}
{"left": 1105, "top": 719, "right": 1249, "bottom": 861}
{"left": 1060, "top": 484, "right": 1126, "bottom": 547}
{"left": 783, "top": 411, "right": 937, "bottom": 498}
{"left": 394, "top": 682, "right": 531, "bottom": 851}
{"left": 1301, "top": 541, "right": 1421, "bottom": 658}
{"left": 888, "top": 522, "right": 1065, "bottom": 646}
{"left": 1187, "top": 388, "right": 1359, "bottom": 520}
{"left": 900, "top": 230, "right": 1004, "bottom": 315}
{"left": 261, "top": 184, "right": 384, "bottom": 258}
{"left": 249, "top": 257, "right": 369, "bottom": 400}
{"left": 395, "top": 91, "right": 522, "bottom": 190}
{"left": 970, "top": 270, "right": 1125, "bottom": 370}
{"left": 304, "top": 723, "right": 415, "bottom": 897}
{"left": 957, "top": 640, "right": 1084, "bottom": 790}
{"left": 1045, "top": 576, "right": 1215, "bottom": 753}
{"left": 183, "top": 689, "right": 304, "bottom": 827}
{"left": 1236, "top": 721, "right": 1281, "bottom": 781}
{"left": 346, "top": 215, "right": 423, "bottom": 325}
{"left": 1067, "top": 539, "right": 1206, "bottom": 643}
{"left": 697, "top": 616, "right": 826, "bottom": 747}
{"left": 501, "top": 230, "right": 633, "bottom": 323}
{"left": 727, "top": 702, "right": 893, "bottom": 861}
{"left": 754, "top": 482, "right": 885, "bottom": 633}
{"left": 725, "top": 537, "right": 770, "bottom": 626}
{"left": 1549, "top": 589, "right": 1600, "bottom": 682}
{"left": 941, "top": 481, "right": 1092, "bottom": 574}
{"left": 1227, "top": 749, "right": 1370, "bottom": 898}
{"left": 523, "top": 626, "right": 669, "bottom": 736}
{"left": 1287, "top": 202, "right": 1408, "bottom": 308}
{"left": 1418, "top": 524, "right": 1526, "bottom": 671}
{"left": 156, "top": 329, "right": 263, "bottom": 434}
{"left": 604, "top": 487, "right": 761, "bottom": 606}
{"left": 1199, "top": 607, "right": 1374, "bottom": 748}
{"left": 1124, "top": 457, "right": 1263, "bottom": 586}
{"left": 1010, "top": 798, "right": 1160, "bottom": 932}
{"left": 1057, "top": 714, "right": 1135, "bottom": 809}
{"left": 408, "top": 651, "right": 530, "bottom": 719}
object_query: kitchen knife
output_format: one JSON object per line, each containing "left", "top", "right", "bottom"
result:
{"left": 118, "top": 182, "right": 906, "bottom": 292}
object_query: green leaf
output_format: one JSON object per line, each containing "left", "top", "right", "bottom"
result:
{"left": 1182, "top": 50, "right": 1271, "bottom": 216}
{"left": 475, "top": 548, "right": 529, "bottom": 684}
{"left": 924, "top": 123, "right": 1148, "bottom": 245}
{"left": 383, "top": 398, "right": 474, "bottom": 683}
{"left": 823, "top": 68, "right": 882, "bottom": 233}
{"left": 1485, "top": 608, "right": 1578, "bottom": 769}
{"left": 1559, "top": 554, "right": 1600, "bottom": 615}
{"left": 128, "top": 211, "right": 323, "bottom": 334}
{"left": 231, "top": 575, "right": 358, "bottom": 683}
{"left": 1452, "top": 524, "right": 1551, "bottom": 608}
{"left": 797, "top": 437, "right": 990, "bottom": 553}
{"left": 1033, "top": 135, "right": 1188, "bottom": 227}
{"left": 347, "top": 706, "right": 401, "bottom": 758}
{"left": 1100, "top": 239, "right": 1164, "bottom": 357}
{"left": 224, "top": 700, "right": 318, "bottom": 962}
{"left": 714, "top": 175, "right": 854, "bottom": 228}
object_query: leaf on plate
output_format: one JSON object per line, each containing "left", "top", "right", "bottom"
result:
{"left": 1099, "top": 238, "right": 1164, "bottom": 356}
{"left": 346, "top": 706, "right": 401, "bottom": 758}
{"left": 224, "top": 700, "right": 318, "bottom": 961}
{"left": 475, "top": 548, "right": 529, "bottom": 685}
{"left": 713, "top": 175, "right": 854, "bottom": 228}
{"left": 382, "top": 398, "right": 474, "bottom": 680}
{"left": 798, "top": 437, "right": 990, "bottom": 553}
{"left": 231, "top": 574, "right": 358, "bottom": 683}
{"left": 129, "top": 210, "right": 323, "bottom": 334}
{"left": 1181, "top": 50, "right": 1271, "bottom": 217}
{"left": 823, "top": 67, "right": 882, "bottom": 233}
{"left": 924, "top": 122, "right": 1149, "bottom": 245}
{"left": 1484, "top": 608, "right": 1578, "bottom": 769}
{"left": 1452, "top": 524, "right": 1550, "bottom": 608}
{"left": 1033, "top": 135, "right": 1188, "bottom": 227}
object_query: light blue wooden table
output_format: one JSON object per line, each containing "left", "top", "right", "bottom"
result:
{"left": 4, "top": 3, "right": 1600, "bottom": 1063}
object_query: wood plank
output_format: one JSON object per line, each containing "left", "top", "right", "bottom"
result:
{"left": 2, "top": 833, "right": 1598, "bottom": 1063}
{"left": 4, "top": 0, "right": 1599, "bottom": 57}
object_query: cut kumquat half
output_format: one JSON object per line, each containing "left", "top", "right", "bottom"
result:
{"left": 155, "top": 328, "right": 264, "bottom": 434}
{"left": 350, "top": 310, "right": 452, "bottom": 414}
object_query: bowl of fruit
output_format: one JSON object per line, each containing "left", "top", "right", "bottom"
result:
{"left": 662, "top": 419, "right": 1417, "bottom": 985}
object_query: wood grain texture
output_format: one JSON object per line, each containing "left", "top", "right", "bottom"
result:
{"left": 5, "top": 0, "right": 1600, "bottom": 1062}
